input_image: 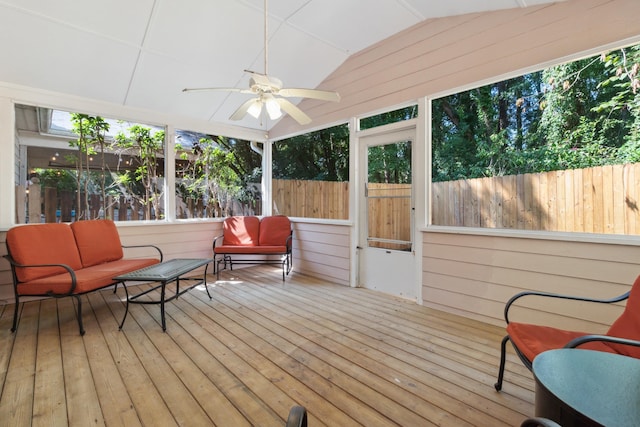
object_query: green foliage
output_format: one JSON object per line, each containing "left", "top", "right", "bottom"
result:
{"left": 360, "top": 105, "right": 418, "bottom": 130}
{"left": 367, "top": 142, "right": 411, "bottom": 184}
{"left": 432, "top": 43, "right": 640, "bottom": 181}
{"left": 273, "top": 124, "right": 349, "bottom": 181}
{"left": 114, "top": 125, "right": 165, "bottom": 219}
{"left": 176, "top": 135, "right": 262, "bottom": 214}
{"left": 68, "top": 113, "right": 111, "bottom": 219}
{"left": 33, "top": 168, "right": 77, "bottom": 191}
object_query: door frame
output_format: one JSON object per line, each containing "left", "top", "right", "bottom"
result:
{"left": 353, "top": 118, "right": 421, "bottom": 300}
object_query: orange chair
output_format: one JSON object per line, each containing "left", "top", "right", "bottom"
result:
{"left": 213, "top": 216, "right": 293, "bottom": 280}
{"left": 495, "top": 275, "right": 640, "bottom": 391}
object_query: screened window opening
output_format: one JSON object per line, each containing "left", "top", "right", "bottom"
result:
{"left": 431, "top": 42, "right": 640, "bottom": 235}
{"left": 272, "top": 124, "right": 349, "bottom": 219}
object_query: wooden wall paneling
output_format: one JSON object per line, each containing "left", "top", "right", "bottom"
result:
{"left": 421, "top": 232, "right": 640, "bottom": 329}
{"left": 292, "top": 222, "right": 351, "bottom": 285}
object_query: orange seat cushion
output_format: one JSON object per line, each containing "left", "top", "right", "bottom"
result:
{"left": 17, "top": 258, "right": 159, "bottom": 295}
{"left": 6, "top": 223, "right": 83, "bottom": 283}
{"left": 507, "top": 322, "right": 616, "bottom": 362}
{"left": 71, "top": 219, "right": 124, "bottom": 267}
{"left": 222, "top": 216, "right": 260, "bottom": 246}
{"left": 605, "top": 275, "right": 640, "bottom": 359}
{"left": 259, "top": 216, "right": 291, "bottom": 246}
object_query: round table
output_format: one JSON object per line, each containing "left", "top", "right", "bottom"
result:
{"left": 533, "top": 349, "right": 640, "bottom": 427}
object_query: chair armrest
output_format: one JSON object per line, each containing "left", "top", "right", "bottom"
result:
{"left": 565, "top": 334, "right": 640, "bottom": 349}
{"left": 504, "top": 289, "right": 630, "bottom": 324}
{"left": 286, "top": 232, "right": 293, "bottom": 251}
{"left": 122, "top": 244, "right": 163, "bottom": 262}
{"left": 4, "top": 255, "right": 78, "bottom": 296}
{"left": 212, "top": 234, "right": 224, "bottom": 250}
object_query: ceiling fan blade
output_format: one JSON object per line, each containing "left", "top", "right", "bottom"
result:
{"left": 230, "top": 98, "right": 261, "bottom": 121}
{"left": 277, "top": 88, "right": 340, "bottom": 102}
{"left": 276, "top": 98, "right": 312, "bottom": 125}
{"left": 182, "top": 87, "right": 253, "bottom": 94}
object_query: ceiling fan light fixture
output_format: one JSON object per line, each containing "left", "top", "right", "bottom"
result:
{"left": 182, "top": 0, "right": 339, "bottom": 126}
{"left": 247, "top": 100, "right": 263, "bottom": 118}
{"left": 265, "top": 98, "right": 282, "bottom": 120}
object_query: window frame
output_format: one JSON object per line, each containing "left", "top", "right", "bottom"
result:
{"left": 425, "top": 37, "right": 640, "bottom": 243}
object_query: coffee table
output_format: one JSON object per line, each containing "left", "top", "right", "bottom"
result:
{"left": 115, "top": 258, "right": 212, "bottom": 331}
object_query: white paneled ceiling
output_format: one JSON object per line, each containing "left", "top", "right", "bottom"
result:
{"left": 0, "top": 0, "right": 560, "bottom": 132}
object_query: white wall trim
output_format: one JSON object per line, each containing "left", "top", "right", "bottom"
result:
{"left": 423, "top": 224, "right": 640, "bottom": 246}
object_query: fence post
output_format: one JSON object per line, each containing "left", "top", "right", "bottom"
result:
{"left": 44, "top": 187, "right": 57, "bottom": 223}
{"left": 28, "top": 183, "right": 41, "bottom": 223}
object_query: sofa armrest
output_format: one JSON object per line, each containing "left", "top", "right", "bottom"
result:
{"left": 5, "top": 254, "right": 78, "bottom": 296}
{"left": 504, "top": 289, "right": 630, "bottom": 324}
{"left": 122, "top": 244, "right": 163, "bottom": 262}
{"left": 212, "top": 234, "right": 224, "bottom": 251}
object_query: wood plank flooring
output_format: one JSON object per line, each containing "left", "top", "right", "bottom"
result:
{"left": 0, "top": 266, "right": 534, "bottom": 426}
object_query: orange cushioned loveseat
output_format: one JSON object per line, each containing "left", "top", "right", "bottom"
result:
{"left": 5, "top": 219, "right": 162, "bottom": 335}
{"left": 212, "top": 216, "right": 293, "bottom": 280}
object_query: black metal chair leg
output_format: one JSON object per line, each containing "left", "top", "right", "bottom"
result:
{"left": 11, "top": 300, "right": 19, "bottom": 332}
{"left": 75, "top": 295, "right": 86, "bottom": 336}
{"left": 495, "top": 335, "right": 510, "bottom": 391}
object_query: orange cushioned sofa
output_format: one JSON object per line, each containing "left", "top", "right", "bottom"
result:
{"left": 5, "top": 219, "right": 162, "bottom": 335}
{"left": 212, "top": 215, "right": 292, "bottom": 280}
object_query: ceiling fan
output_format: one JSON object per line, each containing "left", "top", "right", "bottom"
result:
{"left": 182, "top": 0, "right": 340, "bottom": 125}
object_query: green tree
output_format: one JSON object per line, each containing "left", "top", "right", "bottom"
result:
{"left": 273, "top": 124, "right": 349, "bottom": 181}
{"left": 176, "top": 134, "right": 262, "bottom": 216}
{"left": 68, "top": 113, "right": 110, "bottom": 219}
{"left": 432, "top": 43, "right": 640, "bottom": 181}
{"left": 595, "top": 45, "right": 640, "bottom": 163}
{"left": 367, "top": 142, "right": 411, "bottom": 184}
{"left": 114, "top": 125, "right": 165, "bottom": 220}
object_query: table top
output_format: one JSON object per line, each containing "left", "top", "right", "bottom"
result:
{"left": 114, "top": 258, "right": 210, "bottom": 282}
{"left": 533, "top": 349, "right": 640, "bottom": 427}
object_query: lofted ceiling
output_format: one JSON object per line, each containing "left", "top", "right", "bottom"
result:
{"left": 0, "top": 0, "right": 560, "bottom": 133}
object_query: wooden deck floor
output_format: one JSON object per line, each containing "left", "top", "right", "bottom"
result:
{"left": 0, "top": 266, "right": 534, "bottom": 426}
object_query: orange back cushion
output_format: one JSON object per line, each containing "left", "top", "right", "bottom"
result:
{"left": 223, "top": 216, "right": 260, "bottom": 246}
{"left": 6, "top": 223, "right": 83, "bottom": 282}
{"left": 259, "top": 216, "right": 291, "bottom": 246}
{"left": 606, "top": 274, "right": 640, "bottom": 359}
{"left": 71, "top": 220, "right": 124, "bottom": 267}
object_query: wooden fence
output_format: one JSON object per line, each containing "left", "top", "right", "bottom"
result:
{"left": 272, "top": 179, "right": 349, "bottom": 219}
{"left": 365, "top": 183, "right": 412, "bottom": 249}
{"left": 17, "top": 163, "right": 640, "bottom": 235}
{"left": 431, "top": 163, "right": 640, "bottom": 234}
{"left": 275, "top": 163, "right": 640, "bottom": 236}
{"left": 16, "top": 185, "right": 161, "bottom": 223}
{"left": 16, "top": 185, "right": 259, "bottom": 223}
